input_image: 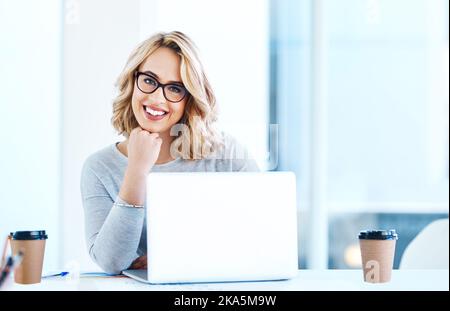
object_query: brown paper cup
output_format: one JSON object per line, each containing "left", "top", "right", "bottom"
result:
{"left": 359, "top": 230, "right": 397, "bottom": 283}
{"left": 10, "top": 231, "right": 47, "bottom": 284}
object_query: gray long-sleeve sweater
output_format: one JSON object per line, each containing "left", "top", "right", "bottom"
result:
{"left": 80, "top": 134, "right": 259, "bottom": 274}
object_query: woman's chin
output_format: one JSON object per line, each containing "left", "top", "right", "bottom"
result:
{"left": 139, "top": 123, "right": 168, "bottom": 134}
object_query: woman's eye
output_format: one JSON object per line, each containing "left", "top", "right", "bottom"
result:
{"left": 168, "top": 85, "right": 182, "bottom": 93}
{"left": 144, "top": 78, "right": 157, "bottom": 86}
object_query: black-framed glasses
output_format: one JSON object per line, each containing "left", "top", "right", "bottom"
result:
{"left": 134, "top": 71, "right": 188, "bottom": 103}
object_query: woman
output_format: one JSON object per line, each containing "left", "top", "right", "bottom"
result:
{"left": 80, "top": 31, "right": 259, "bottom": 274}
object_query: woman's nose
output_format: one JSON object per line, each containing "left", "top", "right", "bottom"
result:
{"left": 151, "top": 86, "right": 166, "bottom": 103}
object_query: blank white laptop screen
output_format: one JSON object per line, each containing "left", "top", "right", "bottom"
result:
{"left": 123, "top": 172, "right": 298, "bottom": 284}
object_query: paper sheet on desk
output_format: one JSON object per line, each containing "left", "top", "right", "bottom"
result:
{"left": 42, "top": 271, "right": 117, "bottom": 278}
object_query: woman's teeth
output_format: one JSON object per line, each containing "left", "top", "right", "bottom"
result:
{"left": 145, "top": 106, "right": 167, "bottom": 116}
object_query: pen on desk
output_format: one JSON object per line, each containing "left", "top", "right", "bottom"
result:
{"left": 0, "top": 251, "right": 23, "bottom": 287}
{"left": 1, "top": 235, "right": 10, "bottom": 269}
{"left": 42, "top": 271, "right": 69, "bottom": 278}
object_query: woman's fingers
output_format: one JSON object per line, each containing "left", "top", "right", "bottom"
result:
{"left": 130, "top": 255, "right": 147, "bottom": 269}
{"left": 138, "top": 255, "right": 147, "bottom": 269}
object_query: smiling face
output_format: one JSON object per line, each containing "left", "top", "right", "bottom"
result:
{"left": 131, "top": 47, "right": 188, "bottom": 134}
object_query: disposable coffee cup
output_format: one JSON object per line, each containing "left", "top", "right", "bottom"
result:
{"left": 359, "top": 229, "right": 398, "bottom": 283}
{"left": 10, "top": 230, "right": 48, "bottom": 284}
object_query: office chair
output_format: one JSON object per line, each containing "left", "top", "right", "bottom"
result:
{"left": 400, "top": 218, "right": 449, "bottom": 269}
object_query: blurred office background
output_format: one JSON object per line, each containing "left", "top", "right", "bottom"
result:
{"left": 0, "top": 0, "right": 448, "bottom": 271}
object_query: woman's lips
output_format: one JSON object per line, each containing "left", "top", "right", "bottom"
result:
{"left": 143, "top": 106, "right": 168, "bottom": 121}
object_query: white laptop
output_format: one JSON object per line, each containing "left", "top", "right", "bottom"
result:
{"left": 123, "top": 172, "right": 298, "bottom": 284}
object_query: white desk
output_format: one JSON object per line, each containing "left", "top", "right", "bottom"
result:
{"left": 8, "top": 269, "right": 448, "bottom": 291}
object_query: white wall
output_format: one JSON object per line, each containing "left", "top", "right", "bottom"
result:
{"left": 62, "top": 0, "right": 140, "bottom": 270}
{"left": 0, "top": 0, "right": 62, "bottom": 271}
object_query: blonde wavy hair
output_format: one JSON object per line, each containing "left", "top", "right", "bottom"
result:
{"left": 112, "top": 31, "right": 224, "bottom": 160}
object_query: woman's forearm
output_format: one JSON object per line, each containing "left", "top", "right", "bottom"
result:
{"left": 89, "top": 203, "right": 145, "bottom": 274}
{"left": 118, "top": 166, "right": 147, "bottom": 206}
